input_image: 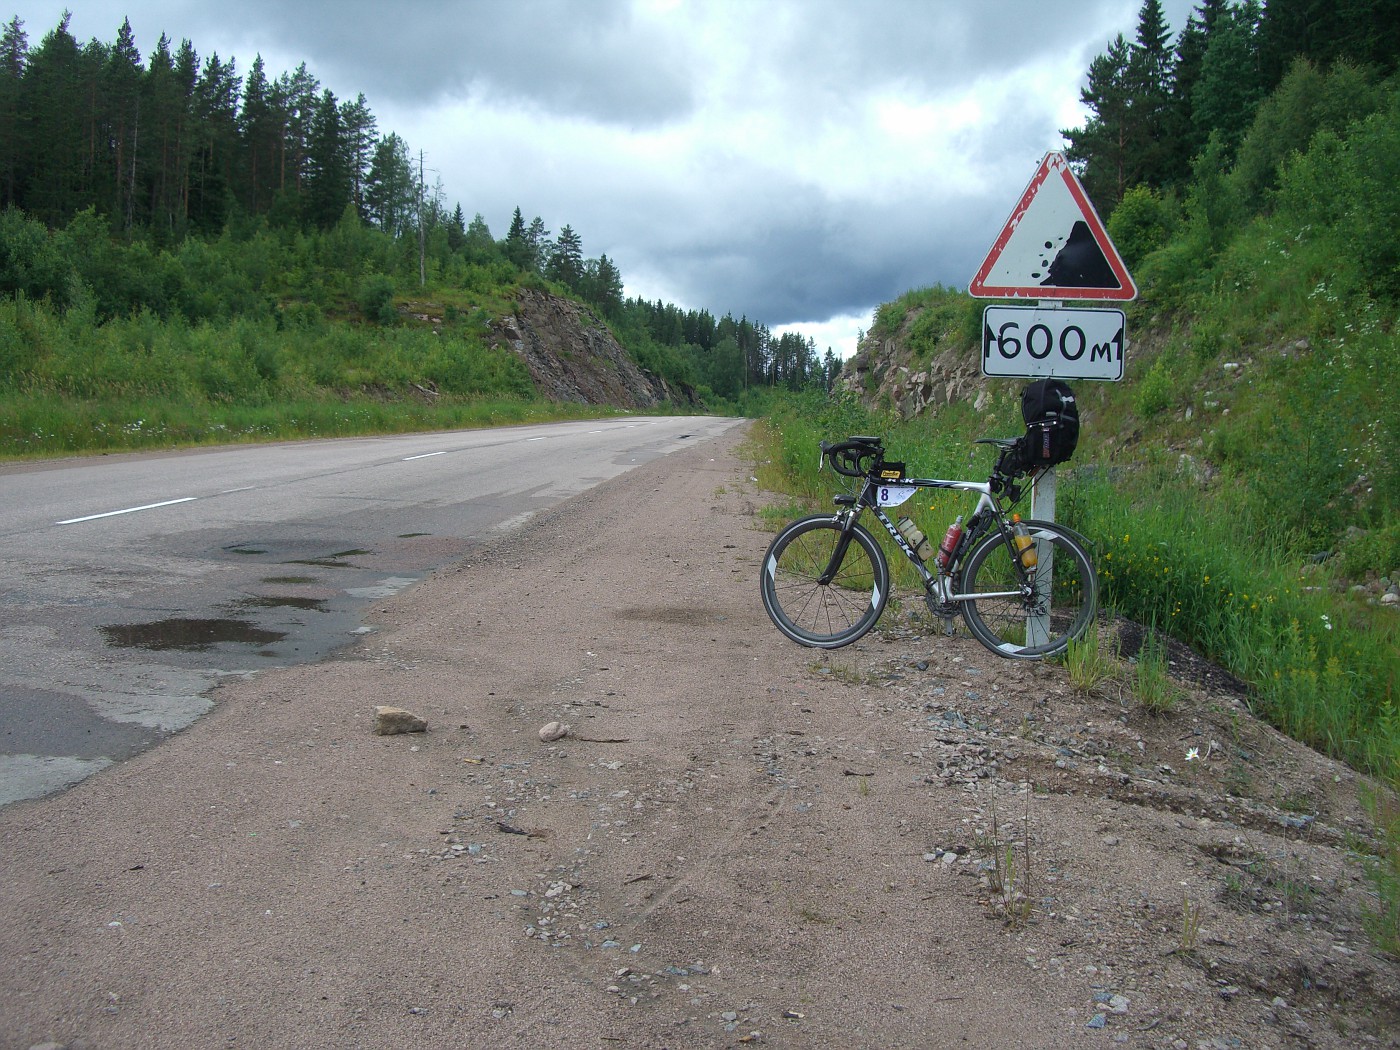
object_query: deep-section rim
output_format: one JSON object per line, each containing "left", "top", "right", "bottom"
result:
{"left": 959, "top": 521, "right": 1097, "bottom": 659}
{"left": 760, "top": 515, "right": 890, "bottom": 648}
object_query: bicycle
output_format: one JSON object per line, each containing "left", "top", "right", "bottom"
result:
{"left": 759, "top": 435, "right": 1098, "bottom": 659}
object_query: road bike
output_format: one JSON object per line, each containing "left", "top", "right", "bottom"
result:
{"left": 759, "top": 435, "right": 1098, "bottom": 659}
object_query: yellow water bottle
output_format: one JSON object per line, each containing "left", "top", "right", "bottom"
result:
{"left": 1011, "top": 514, "right": 1037, "bottom": 570}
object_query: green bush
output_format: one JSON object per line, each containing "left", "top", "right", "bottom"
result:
{"left": 1108, "top": 185, "right": 1175, "bottom": 269}
{"left": 1133, "top": 355, "right": 1175, "bottom": 417}
{"left": 358, "top": 274, "right": 398, "bottom": 325}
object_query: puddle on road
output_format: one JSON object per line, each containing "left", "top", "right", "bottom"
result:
{"left": 237, "top": 595, "right": 329, "bottom": 612}
{"left": 286, "top": 548, "right": 374, "bottom": 568}
{"left": 218, "top": 541, "right": 377, "bottom": 569}
{"left": 100, "top": 617, "right": 287, "bottom": 652}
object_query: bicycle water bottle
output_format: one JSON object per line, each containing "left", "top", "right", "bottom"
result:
{"left": 936, "top": 515, "right": 964, "bottom": 570}
{"left": 895, "top": 516, "right": 934, "bottom": 561}
{"left": 1011, "top": 514, "right": 1037, "bottom": 570}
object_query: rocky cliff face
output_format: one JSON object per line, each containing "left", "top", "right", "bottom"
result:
{"left": 493, "top": 289, "right": 697, "bottom": 409}
{"left": 838, "top": 309, "right": 993, "bottom": 418}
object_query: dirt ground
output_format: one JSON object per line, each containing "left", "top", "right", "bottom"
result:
{"left": 2, "top": 425, "right": 1397, "bottom": 1050}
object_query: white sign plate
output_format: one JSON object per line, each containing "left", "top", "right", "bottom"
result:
{"left": 981, "top": 305, "right": 1125, "bottom": 381}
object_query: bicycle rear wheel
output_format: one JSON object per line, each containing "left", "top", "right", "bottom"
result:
{"left": 959, "top": 519, "right": 1096, "bottom": 659}
{"left": 760, "top": 515, "right": 890, "bottom": 648}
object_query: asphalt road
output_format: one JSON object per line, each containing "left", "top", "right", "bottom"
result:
{"left": 0, "top": 415, "right": 742, "bottom": 807}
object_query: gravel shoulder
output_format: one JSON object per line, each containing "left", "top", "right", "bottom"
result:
{"left": 1, "top": 425, "right": 1397, "bottom": 1050}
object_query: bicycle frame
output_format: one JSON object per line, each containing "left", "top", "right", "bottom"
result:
{"left": 827, "top": 472, "right": 1027, "bottom": 609}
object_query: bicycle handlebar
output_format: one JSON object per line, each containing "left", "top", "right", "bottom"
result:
{"left": 819, "top": 434, "right": 1034, "bottom": 489}
{"left": 820, "top": 437, "right": 883, "bottom": 478}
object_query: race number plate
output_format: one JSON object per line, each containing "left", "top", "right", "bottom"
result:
{"left": 876, "top": 485, "right": 918, "bottom": 508}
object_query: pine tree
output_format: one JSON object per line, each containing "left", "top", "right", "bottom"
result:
{"left": 1192, "top": 0, "right": 1264, "bottom": 160}
{"left": 238, "top": 55, "right": 279, "bottom": 215}
{"left": 188, "top": 52, "right": 241, "bottom": 233}
{"left": 22, "top": 15, "right": 90, "bottom": 224}
{"left": 339, "top": 92, "right": 376, "bottom": 218}
{"left": 364, "top": 131, "right": 413, "bottom": 235}
{"left": 0, "top": 16, "right": 27, "bottom": 207}
{"left": 142, "top": 34, "right": 194, "bottom": 236}
{"left": 447, "top": 202, "right": 466, "bottom": 250}
{"left": 304, "top": 88, "right": 351, "bottom": 229}
{"left": 582, "top": 253, "right": 623, "bottom": 317}
{"left": 504, "top": 206, "right": 530, "bottom": 268}
{"left": 547, "top": 224, "right": 583, "bottom": 289}
{"left": 525, "top": 216, "right": 550, "bottom": 272}
{"left": 1167, "top": 0, "right": 1230, "bottom": 179}
{"left": 1063, "top": 34, "right": 1133, "bottom": 207}
{"left": 102, "top": 18, "right": 143, "bottom": 229}
{"left": 274, "top": 62, "right": 320, "bottom": 198}
{"left": 1125, "top": 0, "right": 1174, "bottom": 190}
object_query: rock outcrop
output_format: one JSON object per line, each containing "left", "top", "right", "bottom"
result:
{"left": 494, "top": 289, "right": 698, "bottom": 409}
{"left": 838, "top": 309, "right": 991, "bottom": 419}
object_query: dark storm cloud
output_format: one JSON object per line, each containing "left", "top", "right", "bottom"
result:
{"left": 14, "top": 0, "right": 694, "bottom": 123}
{"left": 643, "top": 186, "right": 1004, "bottom": 324}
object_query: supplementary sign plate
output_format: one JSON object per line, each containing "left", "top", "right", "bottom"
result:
{"left": 981, "top": 305, "right": 1125, "bottom": 380}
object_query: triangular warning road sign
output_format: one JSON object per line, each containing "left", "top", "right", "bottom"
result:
{"left": 969, "top": 151, "right": 1136, "bottom": 301}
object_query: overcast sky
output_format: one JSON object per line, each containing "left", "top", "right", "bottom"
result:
{"left": 9, "top": 1, "right": 1196, "bottom": 356}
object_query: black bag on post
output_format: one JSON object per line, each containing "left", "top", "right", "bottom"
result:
{"left": 1017, "top": 378, "right": 1080, "bottom": 469}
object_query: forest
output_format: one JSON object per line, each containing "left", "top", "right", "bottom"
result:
{"left": 0, "top": 10, "right": 838, "bottom": 454}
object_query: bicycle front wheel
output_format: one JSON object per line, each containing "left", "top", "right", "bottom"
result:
{"left": 760, "top": 514, "right": 890, "bottom": 648}
{"left": 959, "top": 519, "right": 1097, "bottom": 659}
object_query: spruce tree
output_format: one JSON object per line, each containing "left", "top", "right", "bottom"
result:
{"left": 0, "top": 16, "right": 27, "bottom": 207}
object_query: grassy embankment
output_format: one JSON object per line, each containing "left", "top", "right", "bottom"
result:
{"left": 0, "top": 208, "right": 711, "bottom": 461}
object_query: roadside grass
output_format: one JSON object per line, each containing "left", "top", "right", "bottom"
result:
{"left": 0, "top": 291, "right": 687, "bottom": 461}
{"left": 0, "top": 393, "right": 636, "bottom": 460}
{"left": 1063, "top": 474, "right": 1400, "bottom": 784}
{"left": 756, "top": 392, "right": 1399, "bottom": 782}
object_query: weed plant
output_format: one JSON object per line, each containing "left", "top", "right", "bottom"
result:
{"left": 1063, "top": 626, "right": 1118, "bottom": 696}
{"left": 1361, "top": 786, "right": 1400, "bottom": 955}
{"left": 1132, "top": 631, "right": 1180, "bottom": 716}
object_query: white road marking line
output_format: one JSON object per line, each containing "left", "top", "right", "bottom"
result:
{"left": 403, "top": 451, "right": 449, "bottom": 460}
{"left": 57, "top": 497, "right": 198, "bottom": 525}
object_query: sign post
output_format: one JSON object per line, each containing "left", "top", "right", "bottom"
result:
{"left": 968, "top": 150, "right": 1136, "bottom": 641}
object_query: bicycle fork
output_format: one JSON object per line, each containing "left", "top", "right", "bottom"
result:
{"left": 817, "top": 511, "right": 861, "bottom": 586}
